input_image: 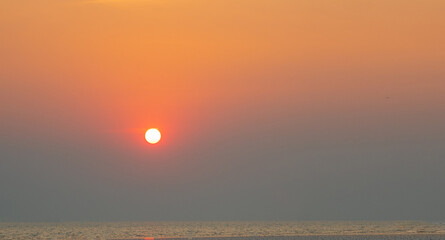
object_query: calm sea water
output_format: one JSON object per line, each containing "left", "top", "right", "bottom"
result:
{"left": 0, "top": 221, "right": 444, "bottom": 240}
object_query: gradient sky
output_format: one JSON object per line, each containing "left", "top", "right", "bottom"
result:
{"left": 1, "top": 0, "right": 444, "bottom": 221}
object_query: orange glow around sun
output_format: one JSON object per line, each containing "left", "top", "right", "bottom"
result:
{"left": 145, "top": 128, "right": 161, "bottom": 144}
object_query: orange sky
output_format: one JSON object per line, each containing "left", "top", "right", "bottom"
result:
{"left": 1, "top": 0, "right": 445, "bottom": 167}
{"left": 1, "top": 0, "right": 445, "bottom": 221}
{"left": 2, "top": 0, "right": 444, "bottom": 130}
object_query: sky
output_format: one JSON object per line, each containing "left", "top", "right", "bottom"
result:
{"left": 0, "top": 0, "right": 444, "bottom": 222}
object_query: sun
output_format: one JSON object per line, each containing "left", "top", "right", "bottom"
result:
{"left": 145, "top": 128, "right": 161, "bottom": 144}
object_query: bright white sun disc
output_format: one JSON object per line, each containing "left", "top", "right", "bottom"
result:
{"left": 145, "top": 128, "right": 161, "bottom": 144}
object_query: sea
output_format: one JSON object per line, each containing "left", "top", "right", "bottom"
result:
{"left": 0, "top": 221, "right": 444, "bottom": 240}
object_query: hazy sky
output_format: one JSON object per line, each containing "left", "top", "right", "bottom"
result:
{"left": 1, "top": 0, "right": 444, "bottom": 222}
